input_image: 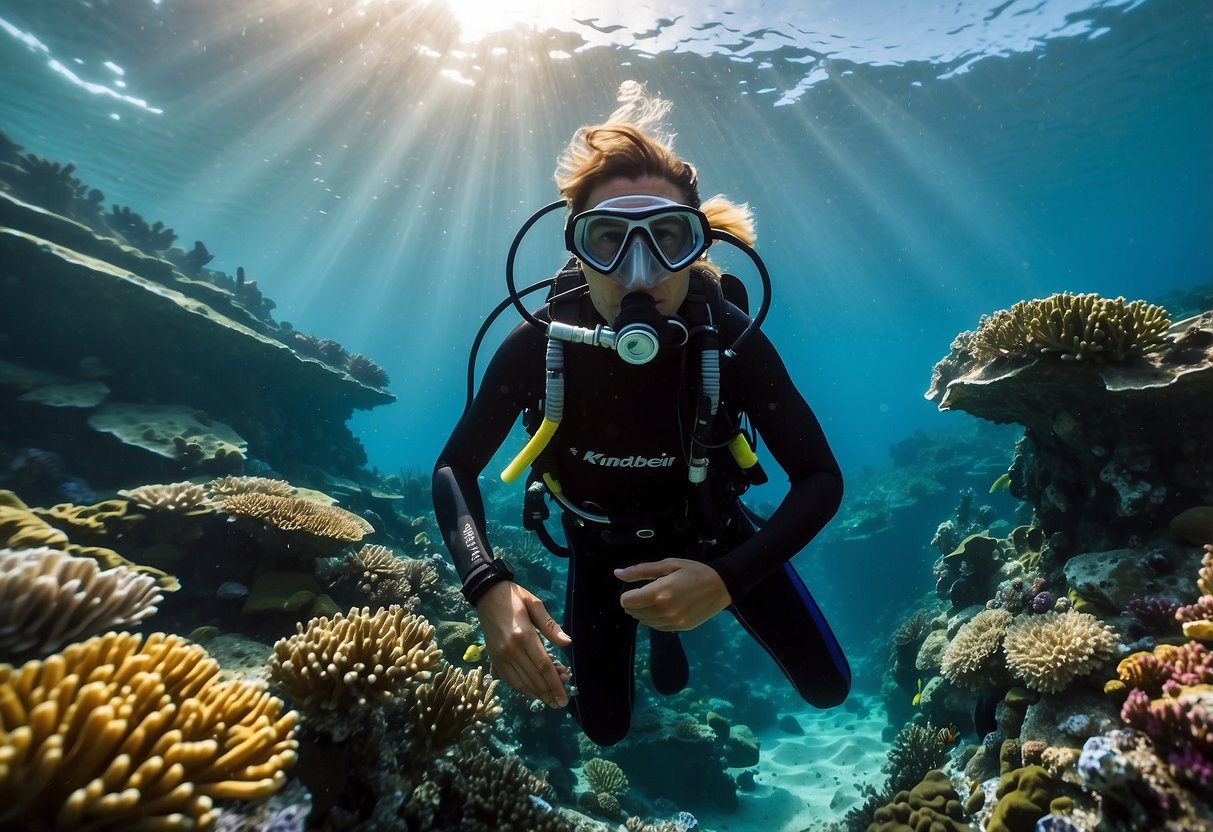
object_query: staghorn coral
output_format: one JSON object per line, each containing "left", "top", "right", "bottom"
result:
{"left": 268, "top": 605, "right": 441, "bottom": 728}
{"left": 0, "top": 547, "right": 162, "bottom": 659}
{"left": 409, "top": 665, "right": 502, "bottom": 752}
{"left": 583, "top": 757, "right": 630, "bottom": 796}
{"left": 206, "top": 475, "right": 296, "bottom": 500}
{"left": 941, "top": 608, "right": 1013, "bottom": 690}
{"left": 969, "top": 292, "right": 1171, "bottom": 362}
{"left": 119, "top": 481, "right": 209, "bottom": 512}
{"left": 220, "top": 492, "right": 372, "bottom": 555}
{"left": 424, "top": 746, "right": 570, "bottom": 832}
{"left": 0, "top": 631, "right": 298, "bottom": 830}
{"left": 1003, "top": 610, "right": 1120, "bottom": 693}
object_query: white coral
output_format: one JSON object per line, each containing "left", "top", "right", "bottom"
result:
{"left": 1003, "top": 610, "right": 1120, "bottom": 693}
{"left": 0, "top": 547, "right": 163, "bottom": 658}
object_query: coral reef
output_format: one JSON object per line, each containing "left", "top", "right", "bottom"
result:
{"left": 927, "top": 304, "right": 1213, "bottom": 551}
{"left": 0, "top": 546, "right": 162, "bottom": 659}
{"left": 941, "top": 609, "right": 1013, "bottom": 690}
{"left": 219, "top": 493, "right": 373, "bottom": 556}
{"left": 0, "top": 632, "right": 298, "bottom": 829}
{"left": 969, "top": 292, "right": 1171, "bottom": 362}
{"left": 118, "top": 480, "right": 210, "bottom": 512}
{"left": 268, "top": 605, "right": 441, "bottom": 733}
{"left": 408, "top": 665, "right": 503, "bottom": 752}
{"left": 868, "top": 770, "right": 973, "bottom": 832}
{"left": 1002, "top": 610, "right": 1120, "bottom": 694}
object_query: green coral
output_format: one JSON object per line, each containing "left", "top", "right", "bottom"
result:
{"left": 988, "top": 766, "right": 1054, "bottom": 832}
{"left": 868, "top": 769, "right": 974, "bottom": 832}
{"left": 970, "top": 292, "right": 1170, "bottom": 362}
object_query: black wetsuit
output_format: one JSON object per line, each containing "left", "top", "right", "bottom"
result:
{"left": 433, "top": 273, "right": 851, "bottom": 745}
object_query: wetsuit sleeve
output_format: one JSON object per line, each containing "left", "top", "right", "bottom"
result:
{"left": 433, "top": 320, "right": 544, "bottom": 600}
{"left": 710, "top": 311, "right": 843, "bottom": 600}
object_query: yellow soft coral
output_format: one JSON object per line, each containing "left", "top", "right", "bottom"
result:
{"left": 0, "top": 632, "right": 298, "bottom": 830}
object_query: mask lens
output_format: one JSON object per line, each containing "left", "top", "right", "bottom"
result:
{"left": 572, "top": 206, "right": 706, "bottom": 274}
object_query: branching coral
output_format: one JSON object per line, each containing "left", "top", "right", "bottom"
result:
{"left": 969, "top": 292, "right": 1171, "bottom": 362}
{"left": 408, "top": 665, "right": 502, "bottom": 752}
{"left": 0, "top": 547, "right": 162, "bottom": 659}
{"left": 1003, "top": 610, "right": 1120, "bottom": 693}
{"left": 345, "top": 353, "right": 390, "bottom": 388}
{"left": 1119, "top": 643, "right": 1213, "bottom": 699}
{"left": 268, "top": 605, "right": 441, "bottom": 724}
{"left": 347, "top": 543, "right": 439, "bottom": 605}
{"left": 119, "top": 481, "right": 209, "bottom": 512}
{"left": 0, "top": 632, "right": 298, "bottom": 830}
{"left": 425, "top": 746, "right": 569, "bottom": 832}
{"left": 1121, "top": 687, "right": 1213, "bottom": 790}
{"left": 1176, "top": 545, "right": 1213, "bottom": 640}
{"left": 219, "top": 492, "right": 373, "bottom": 554}
{"left": 583, "top": 757, "right": 630, "bottom": 796}
{"left": 882, "top": 722, "right": 951, "bottom": 795}
{"left": 206, "top": 475, "right": 296, "bottom": 499}
{"left": 941, "top": 609, "right": 1013, "bottom": 690}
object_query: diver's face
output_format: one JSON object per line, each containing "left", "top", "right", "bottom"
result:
{"left": 578, "top": 176, "right": 693, "bottom": 323}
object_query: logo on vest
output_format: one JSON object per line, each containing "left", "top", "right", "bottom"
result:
{"left": 576, "top": 449, "right": 676, "bottom": 469}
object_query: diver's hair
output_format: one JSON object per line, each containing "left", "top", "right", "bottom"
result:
{"left": 555, "top": 81, "right": 757, "bottom": 273}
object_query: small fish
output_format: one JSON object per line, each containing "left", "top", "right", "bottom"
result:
{"left": 911, "top": 678, "right": 923, "bottom": 707}
{"left": 989, "top": 472, "right": 1012, "bottom": 494}
{"left": 414, "top": 531, "right": 430, "bottom": 546}
{"left": 936, "top": 723, "right": 959, "bottom": 745}
{"left": 462, "top": 643, "right": 484, "bottom": 662}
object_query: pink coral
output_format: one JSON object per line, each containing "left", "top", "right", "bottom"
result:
{"left": 1121, "top": 687, "right": 1213, "bottom": 791}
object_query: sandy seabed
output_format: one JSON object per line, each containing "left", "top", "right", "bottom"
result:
{"left": 695, "top": 692, "right": 888, "bottom": 832}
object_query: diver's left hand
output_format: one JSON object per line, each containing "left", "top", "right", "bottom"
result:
{"left": 615, "top": 559, "right": 732, "bottom": 631}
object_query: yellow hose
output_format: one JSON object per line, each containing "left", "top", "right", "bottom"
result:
{"left": 501, "top": 418, "right": 559, "bottom": 482}
{"left": 729, "top": 433, "right": 759, "bottom": 469}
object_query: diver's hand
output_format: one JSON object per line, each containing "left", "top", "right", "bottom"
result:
{"left": 615, "top": 559, "right": 732, "bottom": 631}
{"left": 475, "top": 581, "right": 572, "bottom": 708}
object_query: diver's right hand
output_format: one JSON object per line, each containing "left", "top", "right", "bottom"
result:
{"left": 474, "top": 581, "right": 572, "bottom": 709}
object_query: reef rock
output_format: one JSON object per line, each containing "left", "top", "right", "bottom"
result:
{"left": 927, "top": 307, "right": 1213, "bottom": 552}
{"left": 0, "top": 194, "right": 393, "bottom": 481}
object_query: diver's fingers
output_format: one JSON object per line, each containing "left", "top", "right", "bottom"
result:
{"left": 525, "top": 595, "right": 572, "bottom": 646}
{"left": 511, "top": 639, "right": 568, "bottom": 708}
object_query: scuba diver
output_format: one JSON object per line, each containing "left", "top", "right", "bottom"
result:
{"left": 433, "top": 84, "right": 851, "bottom": 746}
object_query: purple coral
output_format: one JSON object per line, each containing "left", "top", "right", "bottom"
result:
{"left": 1031, "top": 591, "right": 1055, "bottom": 613}
{"left": 1124, "top": 597, "right": 1182, "bottom": 634}
{"left": 1121, "top": 688, "right": 1213, "bottom": 790}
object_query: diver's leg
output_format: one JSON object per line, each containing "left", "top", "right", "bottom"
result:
{"left": 719, "top": 501, "right": 851, "bottom": 708}
{"left": 562, "top": 523, "right": 640, "bottom": 746}
{"left": 728, "top": 563, "right": 851, "bottom": 708}
{"left": 647, "top": 627, "right": 689, "bottom": 695}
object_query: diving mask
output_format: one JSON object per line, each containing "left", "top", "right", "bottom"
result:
{"left": 566, "top": 195, "right": 711, "bottom": 290}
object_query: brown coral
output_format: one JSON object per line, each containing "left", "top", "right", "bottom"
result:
{"left": 206, "top": 475, "right": 296, "bottom": 500}
{"left": 940, "top": 609, "right": 1013, "bottom": 690}
{"left": 348, "top": 543, "right": 439, "bottom": 604}
{"left": 119, "top": 481, "right": 209, "bottom": 512}
{"left": 0, "top": 547, "right": 162, "bottom": 659}
{"left": 0, "top": 632, "right": 298, "bottom": 830}
{"left": 409, "top": 665, "right": 502, "bottom": 751}
{"left": 970, "top": 292, "right": 1171, "bottom": 362}
{"left": 220, "top": 492, "right": 373, "bottom": 556}
{"left": 1004, "top": 610, "right": 1120, "bottom": 693}
{"left": 268, "top": 605, "right": 441, "bottom": 721}
{"left": 583, "top": 757, "right": 629, "bottom": 796}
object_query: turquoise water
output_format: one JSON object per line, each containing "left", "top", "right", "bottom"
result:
{"left": 2, "top": 1, "right": 1212, "bottom": 828}
{"left": 3, "top": 0, "right": 1208, "bottom": 480}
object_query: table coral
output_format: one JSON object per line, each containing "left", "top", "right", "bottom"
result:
{"left": 1003, "top": 610, "right": 1120, "bottom": 694}
{"left": 0, "top": 547, "right": 162, "bottom": 659}
{"left": 219, "top": 492, "right": 373, "bottom": 556}
{"left": 0, "top": 632, "right": 298, "bottom": 830}
{"left": 119, "top": 480, "right": 210, "bottom": 512}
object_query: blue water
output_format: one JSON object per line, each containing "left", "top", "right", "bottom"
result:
{"left": 1, "top": 0, "right": 1209, "bottom": 483}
